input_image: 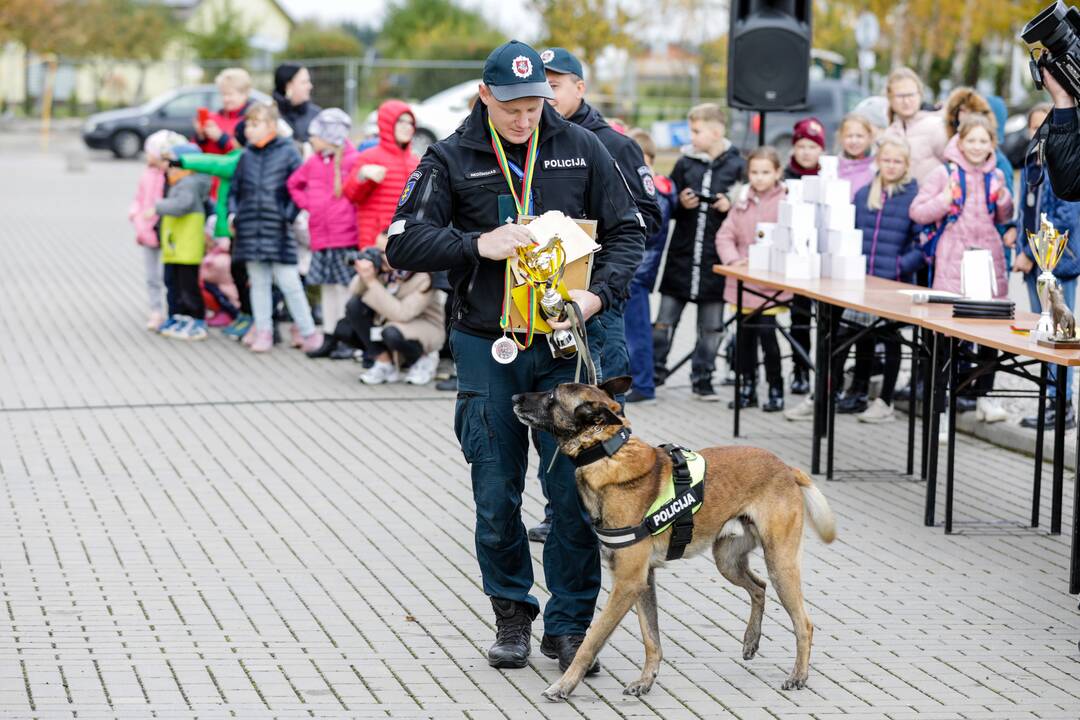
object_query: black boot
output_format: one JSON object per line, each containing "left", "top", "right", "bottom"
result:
{"left": 488, "top": 598, "right": 535, "bottom": 668}
{"left": 305, "top": 335, "right": 338, "bottom": 359}
{"left": 762, "top": 383, "right": 784, "bottom": 412}
{"left": 836, "top": 391, "right": 868, "bottom": 414}
{"left": 1020, "top": 402, "right": 1076, "bottom": 430}
{"left": 527, "top": 520, "right": 551, "bottom": 543}
{"left": 790, "top": 368, "right": 810, "bottom": 395}
{"left": 540, "top": 633, "right": 600, "bottom": 675}
{"left": 727, "top": 383, "right": 757, "bottom": 409}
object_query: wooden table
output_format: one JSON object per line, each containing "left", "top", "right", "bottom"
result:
{"left": 713, "top": 263, "right": 1080, "bottom": 594}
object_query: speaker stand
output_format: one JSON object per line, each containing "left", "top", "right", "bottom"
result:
{"left": 758, "top": 111, "right": 767, "bottom": 147}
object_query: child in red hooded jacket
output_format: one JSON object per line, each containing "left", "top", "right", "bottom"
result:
{"left": 343, "top": 100, "right": 420, "bottom": 248}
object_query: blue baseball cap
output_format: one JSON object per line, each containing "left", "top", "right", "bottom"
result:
{"left": 482, "top": 40, "right": 554, "bottom": 102}
{"left": 540, "top": 47, "right": 584, "bottom": 79}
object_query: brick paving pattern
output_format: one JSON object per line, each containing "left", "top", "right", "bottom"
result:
{"left": 1, "top": 149, "right": 1079, "bottom": 719}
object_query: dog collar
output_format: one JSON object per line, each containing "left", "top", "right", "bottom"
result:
{"left": 569, "top": 427, "right": 632, "bottom": 467}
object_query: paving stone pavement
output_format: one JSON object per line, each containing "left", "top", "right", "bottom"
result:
{"left": 1, "top": 148, "right": 1080, "bottom": 719}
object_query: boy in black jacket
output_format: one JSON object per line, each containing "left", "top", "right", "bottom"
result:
{"left": 654, "top": 103, "right": 745, "bottom": 400}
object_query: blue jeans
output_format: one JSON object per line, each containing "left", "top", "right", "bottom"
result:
{"left": 624, "top": 283, "right": 655, "bottom": 397}
{"left": 247, "top": 261, "right": 315, "bottom": 336}
{"left": 451, "top": 328, "right": 601, "bottom": 636}
{"left": 1025, "top": 275, "right": 1076, "bottom": 401}
{"left": 597, "top": 300, "right": 629, "bottom": 389}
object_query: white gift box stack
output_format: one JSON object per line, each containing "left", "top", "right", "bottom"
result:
{"left": 751, "top": 157, "right": 866, "bottom": 282}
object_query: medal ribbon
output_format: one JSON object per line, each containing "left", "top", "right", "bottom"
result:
{"left": 488, "top": 117, "right": 539, "bottom": 216}
{"left": 491, "top": 117, "right": 541, "bottom": 348}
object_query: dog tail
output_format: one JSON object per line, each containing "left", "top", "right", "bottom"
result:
{"left": 792, "top": 468, "right": 836, "bottom": 544}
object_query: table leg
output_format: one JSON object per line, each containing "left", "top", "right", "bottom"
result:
{"left": 921, "top": 329, "right": 933, "bottom": 482}
{"left": 1052, "top": 364, "right": 1067, "bottom": 535}
{"left": 826, "top": 312, "right": 837, "bottom": 480}
{"left": 812, "top": 302, "right": 829, "bottom": 475}
{"left": 907, "top": 327, "right": 918, "bottom": 476}
{"left": 945, "top": 336, "right": 958, "bottom": 535}
{"left": 734, "top": 280, "right": 743, "bottom": 438}
{"left": 925, "top": 332, "right": 940, "bottom": 527}
{"left": 1070, "top": 404, "right": 1080, "bottom": 594}
{"left": 1033, "top": 362, "right": 1048, "bottom": 528}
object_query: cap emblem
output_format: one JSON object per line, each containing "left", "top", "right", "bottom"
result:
{"left": 511, "top": 55, "right": 533, "bottom": 79}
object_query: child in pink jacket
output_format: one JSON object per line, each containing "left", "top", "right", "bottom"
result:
{"left": 128, "top": 130, "right": 185, "bottom": 330}
{"left": 287, "top": 109, "right": 362, "bottom": 357}
{"left": 910, "top": 114, "right": 1015, "bottom": 422}
{"left": 715, "top": 146, "right": 790, "bottom": 412}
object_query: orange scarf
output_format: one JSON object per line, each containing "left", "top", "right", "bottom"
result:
{"left": 253, "top": 131, "right": 278, "bottom": 149}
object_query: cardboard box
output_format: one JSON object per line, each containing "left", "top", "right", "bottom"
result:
{"left": 818, "top": 203, "right": 855, "bottom": 232}
{"left": 819, "top": 155, "right": 839, "bottom": 179}
{"left": 773, "top": 248, "right": 820, "bottom": 279}
{"left": 784, "top": 179, "right": 804, "bottom": 203}
{"left": 779, "top": 201, "right": 816, "bottom": 228}
{"left": 748, "top": 243, "right": 772, "bottom": 271}
{"left": 800, "top": 176, "right": 822, "bottom": 203}
{"left": 772, "top": 225, "right": 791, "bottom": 251}
{"left": 755, "top": 222, "right": 777, "bottom": 245}
{"left": 790, "top": 224, "right": 818, "bottom": 255}
{"left": 508, "top": 214, "right": 597, "bottom": 332}
{"left": 824, "top": 228, "right": 864, "bottom": 257}
{"left": 820, "top": 179, "right": 852, "bottom": 207}
{"left": 826, "top": 253, "right": 866, "bottom": 280}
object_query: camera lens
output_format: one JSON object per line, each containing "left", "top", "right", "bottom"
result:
{"left": 1022, "top": 2, "right": 1072, "bottom": 52}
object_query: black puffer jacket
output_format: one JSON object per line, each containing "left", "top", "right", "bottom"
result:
{"left": 228, "top": 136, "right": 303, "bottom": 264}
{"left": 274, "top": 92, "right": 322, "bottom": 144}
{"left": 1046, "top": 107, "right": 1080, "bottom": 201}
{"left": 659, "top": 144, "right": 745, "bottom": 302}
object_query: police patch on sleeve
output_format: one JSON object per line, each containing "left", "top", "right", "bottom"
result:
{"left": 398, "top": 170, "right": 423, "bottom": 207}
{"left": 638, "top": 165, "right": 656, "bottom": 197}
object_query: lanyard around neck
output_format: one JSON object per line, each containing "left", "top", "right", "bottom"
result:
{"left": 488, "top": 117, "right": 539, "bottom": 217}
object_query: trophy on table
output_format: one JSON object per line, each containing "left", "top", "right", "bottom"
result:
{"left": 1029, "top": 213, "right": 1080, "bottom": 348}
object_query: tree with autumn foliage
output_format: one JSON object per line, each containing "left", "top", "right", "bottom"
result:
{"left": 529, "top": 0, "right": 636, "bottom": 68}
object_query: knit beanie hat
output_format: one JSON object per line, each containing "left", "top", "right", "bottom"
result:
{"left": 274, "top": 63, "right": 303, "bottom": 96}
{"left": 144, "top": 130, "right": 187, "bottom": 158}
{"left": 792, "top": 117, "right": 826, "bottom": 149}
{"left": 308, "top": 108, "right": 352, "bottom": 147}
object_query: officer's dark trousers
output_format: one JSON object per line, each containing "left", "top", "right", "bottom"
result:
{"left": 451, "top": 328, "right": 601, "bottom": 636}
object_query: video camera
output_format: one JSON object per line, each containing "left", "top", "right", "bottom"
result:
{"left": 1023, "top": 1, "right": 1080, "bottom": 99}
{"left": 342, "top": 246, "right": 384, "bottom": 269}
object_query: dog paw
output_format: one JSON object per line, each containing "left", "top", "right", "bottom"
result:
{"left": 622, "top": 679, "right": 654, "bottom": 697}
{"left": 781, "top": 675, "right": 807, "bottom": 690}
{"left": 742, "top": 639, "right": 759, "bottom": 660}
{"left": 542, "top": 683, "right": 571, "bottom": 702}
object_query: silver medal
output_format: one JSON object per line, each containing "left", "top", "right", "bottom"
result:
{"left": 491, "top": 335, "right": 519, "bottom": 364}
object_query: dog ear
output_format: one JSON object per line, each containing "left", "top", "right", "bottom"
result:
{"left": 574, "top": 401, "right": 623, "bottom": 428}
{"left": 599, "top": 375, "right": 633, "bottom": 398}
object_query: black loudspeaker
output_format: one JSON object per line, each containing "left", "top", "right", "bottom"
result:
{"left": 727, "top": 0, "right": 812, "bottom": 111}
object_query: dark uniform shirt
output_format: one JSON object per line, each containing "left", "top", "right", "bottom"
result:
{"left": 568, "top": 101, "right": 663, "bottom": 238}
{"left": 386, "top": 101, "right": 645, "bottom": 338}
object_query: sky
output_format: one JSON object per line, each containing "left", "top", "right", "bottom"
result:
{"left": 276, "top": 0, "right": 541, "bottom": 40}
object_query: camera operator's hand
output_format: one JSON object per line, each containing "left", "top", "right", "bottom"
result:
{"left": 355, "top": 259, "right": 378, "bottom": 283}
{"left": 547, "top": 289, "right": 602, "bottom": 330}
{"left": 477, "top": 223, "right": 535, "bottom": 261}
{"left": 1042, "top": 65, "right": 1076, "bottom": 109}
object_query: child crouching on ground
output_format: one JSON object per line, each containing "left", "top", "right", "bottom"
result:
{"left": 715, "top": 146, "right": 789, "bottom": 412}
{"left": 229, "top": 102, "right": 321, "bottom": 353}
{"left": 151, "top": 142, "right": 212, "bottom": 340}
{"left": 129, "top": 130, "right": 186, "bottom": 330}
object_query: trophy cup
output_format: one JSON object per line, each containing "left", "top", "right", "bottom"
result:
{"left": 1029, "top": 214, "right": 1079, "bottom": 347}
{"left": 517, "top": 236, "right": 578, "bottom": 358}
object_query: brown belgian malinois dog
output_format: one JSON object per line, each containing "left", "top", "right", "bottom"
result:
{"left": 512, "top": 376, "right": 837, "bottom": 702}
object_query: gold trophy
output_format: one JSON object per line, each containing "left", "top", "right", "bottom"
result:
{"left": 1028, "top": 213, "right": 1078, "bottom": 347}
{"left": 517, "top": 236, "right": 578, "bottom": 358}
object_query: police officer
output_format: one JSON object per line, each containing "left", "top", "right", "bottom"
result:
{"left": 522, "top": 48, "right": 662, "bottom": 543}
{"left": 386, "top": 41, "right": 644, "bottom": 672}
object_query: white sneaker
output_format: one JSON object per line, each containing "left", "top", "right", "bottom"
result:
{"left": 405, "top": 352, "right": 438, "bottom": 385}
{"left": 975, "top": 398, "right": 1007, "bottom": 423}
{"left": 784, "top": 397, "right": 815, "bottom": 421}
{"left": 856, "top": 398, "right": 895, "bottom": 423}
{"left": 361, "top": 360, "right": 401, "bottom": 385}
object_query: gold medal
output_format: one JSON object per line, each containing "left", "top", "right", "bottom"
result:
{"left": 492, "top": 335, "right": 519, "bottom": 364}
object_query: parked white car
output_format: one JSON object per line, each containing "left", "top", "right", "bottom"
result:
{"left": 363, "top": 79, "right": 479, "bottom": 156}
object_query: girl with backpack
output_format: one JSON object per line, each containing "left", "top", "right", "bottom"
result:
{"left": 910, "top": 114, "right": 1014, "bottom": 422}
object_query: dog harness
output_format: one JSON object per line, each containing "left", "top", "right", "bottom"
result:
{"left": 571, "top": 429, "right": 706, "bottom": 560}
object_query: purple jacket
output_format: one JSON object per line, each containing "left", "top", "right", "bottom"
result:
{"left": 838, "top": 155, "right": 875, "bottom": 200}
